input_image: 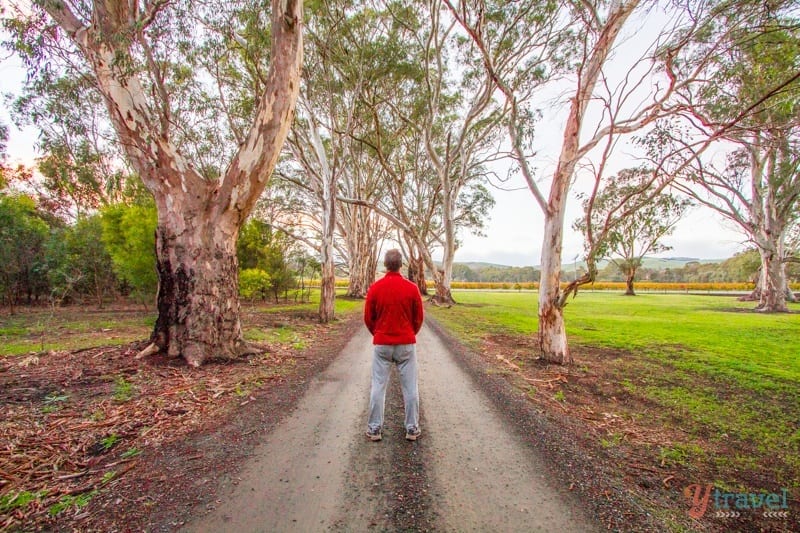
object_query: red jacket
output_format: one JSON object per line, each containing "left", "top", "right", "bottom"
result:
{"left": 364, "top": 271, "right": 424, "bottom": 345}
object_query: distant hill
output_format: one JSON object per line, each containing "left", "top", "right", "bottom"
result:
{"left": 454, "top": 256, "right": 725, "bottom": 271}
{"left": 458, "top": 261, "right": 512, "bottom": 271}
{"left": 634, "top": 257, "right": 724, "bottom": 269}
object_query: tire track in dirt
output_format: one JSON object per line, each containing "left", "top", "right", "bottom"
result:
{"left": 416, "top": 327, "right": 597, "bottom": 532}
{"left": 182, "top": 328, "right": 378, "bottom": 532}
{"left": 334, "top": 370, "right": 437, "bottom": 531}
{"left": 182, "top": 325, "right": 597, "bottom": 532}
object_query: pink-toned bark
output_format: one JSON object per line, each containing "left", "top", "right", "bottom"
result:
{"left": 42, "top": 0, "right": 303, "bottom": 365}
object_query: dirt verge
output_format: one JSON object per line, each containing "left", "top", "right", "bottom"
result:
{"left": 0, "top": 309, "right": 361, "bottom": 532}
{"left": 424, "top": 317, "right": 798, "bottom": 533}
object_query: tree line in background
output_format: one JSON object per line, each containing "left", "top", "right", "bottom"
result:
{"left": 0, "top": 170, "right": 316, "bottom": 312}
{"left": 450, "top": 250, "right": 800, "bottom": 287}
{"left": 1, "top": 0, "right": 798, "bottom": 366}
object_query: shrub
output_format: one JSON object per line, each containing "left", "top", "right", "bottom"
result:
{"left": 100, "top": 203, "right": 157, "bottom": 303}
{"left": 239, "top": 269, "right": 272, "bottom": 301}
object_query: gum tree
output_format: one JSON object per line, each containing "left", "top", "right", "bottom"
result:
{"left": 283, "top": 0, "right": 388, "bottom": 315}
{"left": 447, "top": 0, "right": 647, "bottom": 362}
{"left": 345, "top": 0, "right": 501, "bottom": 304}
{"left": 665, "top": 12, "right": 800, "bottom": 312}
{"left": 447, "top": 0, "right": 785, "bottom": 362}
{"left": 574, "top": 168, "right": 691, "bottom": 295}
{"left": 5, "top": 0, "right": 303, "bottom": 365}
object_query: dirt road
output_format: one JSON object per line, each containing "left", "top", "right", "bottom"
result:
{"left": 183, "top": 325, "right": 597, "bottom": 532}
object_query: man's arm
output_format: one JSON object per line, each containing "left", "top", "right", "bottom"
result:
{"left": 364, "top": 288, "right": 376, "bottom": 334}
{"left": 412, "top": 289, "right": 424, "bottom": 334}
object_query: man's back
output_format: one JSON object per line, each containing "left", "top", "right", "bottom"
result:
{"left": 364, "top": 272, "right": 424, "bottom": 345}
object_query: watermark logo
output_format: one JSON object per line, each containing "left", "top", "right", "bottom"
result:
{"left": 683, "top": 484, "right": 790, "bottom": 519}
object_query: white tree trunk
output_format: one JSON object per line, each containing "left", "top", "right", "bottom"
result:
{"left": 42, "top": 0, "right": 303, "bottom": 365}
{"left": 344, "top": 209, "right": 379, "bottom": 298}
{"left": 319, "top": 173, "right": 336, "bottom": 322}
{"left": 406, "top": 253, "right": 428, "bottom": 296}
{"left": 536, "top": 0, "right": 638, "bottom": 364}
{"left": 306, "top": 113, "right": 337, "bottom": 322}
{"left": 756, "top": 245, "right": 789, "bottom": 312}
{"left": 538, "top": 192, "right": 571, "bottom": 364}
{"left": 434, "top": 164, "right": 458, "bottom": 305}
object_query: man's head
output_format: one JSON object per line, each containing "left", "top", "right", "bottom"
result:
{"left": 384, "top": 249, "right": 403, "bottom": 272}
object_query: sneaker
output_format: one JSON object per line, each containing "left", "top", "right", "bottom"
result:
{"left": 405, "top": 427, "right": 421, "bottom": 441}
{"left": 365, "top": 427, "right": 382, "bottom": 441}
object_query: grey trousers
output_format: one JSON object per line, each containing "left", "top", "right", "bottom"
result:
{"left": 367, "top": 344, "right": 419, "bottom": 431}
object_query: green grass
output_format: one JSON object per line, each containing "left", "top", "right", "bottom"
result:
{"left": 0, "top": 490, "right": 47, "bottom": 513}
{"left": 242, "top": 290, "right": 361, "bottom": 347}
{"left": 431, "top": 291, "right": 799, "bottom": 388}
{"left": 48, "top": 490, "right": 96, "bottom": 516}
{"left": 1, "top": 290, "right": 361, "bottom": 357}
{"left": 243, "top": 289, "right": 362, "bottom": 314}
{"left": 245, "top": 326, "right": 308, "bottom": 348}
{"left": 428, "top": 291, "right": 800, "bottom": 489}
{"left": 0, "top": 311, "right": 154, "bottom": 356}
{"left": 112, "top": 377, "right": 136, "bottom": 402}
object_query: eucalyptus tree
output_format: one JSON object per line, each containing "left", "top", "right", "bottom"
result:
{"left": 284, "top": 0, "right": 395, "bottom": 316}
{"left": 662, "top": 9, "right": 800, "bottom": 312}
{"left": 348, "top": 0, "right": 501, "bottom": 304}
{"left": 348, "top": 111, "right": 494, "bottom": 301}
{"left": 446, "top": 0, "right": 766, "bottom": 363}
{"left": 346, "top": 119, "right": 444, "bottom": 293}
{"left": 407, "top": 0, "right": 505, "bottom": 304}
{"left": 446, "top": 0, "right": 637, "bottom": 362}
{"left": 336, "top": 145, "right": 391, "bottom": 298}
{"left": 286, "top": 106, "right": 338, "bottom": 322}
{"left": 4, "top": 0, "right": 303, "bottom": 366}
{"left": 574, "top": 168, "right": 691, "bottom": 295}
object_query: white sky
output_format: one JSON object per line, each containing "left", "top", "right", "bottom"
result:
{"left": 452, "top": 5, "right": 751, "bottom": 267}
{"left": 0, "top": 8, "right": 750, "bottom": 269}
{"left": 454, "top": 183, "right": 748, "bottom": 267}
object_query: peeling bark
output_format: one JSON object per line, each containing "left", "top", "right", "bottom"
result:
{"left": 754, "top": 247, "right": 789, "bottom": 312}
{"left": 432, "top": 269, "right": 456, "bottom": 306}
{"left": 40, "top": 0, "right": 304, "bottom": 365}
{"left": 536, "top": 0, "right": 638, "bottom": 364}
{"left": 318, "top": 155, "right": 336, "bottom": 323}
{"left": 538, "top": 211, "right": 572, "bottom": 365}
{"left": 150, "top": 222, "right": 247, "bottom": 367}
{"left": 624, "top": 269, "right": 637, "bottom": 296}
{"left": 342, "top": 205, "right": 380, "bottom": 298}
{"left": 406, "top": 255, "right": 429, "bottom": 296}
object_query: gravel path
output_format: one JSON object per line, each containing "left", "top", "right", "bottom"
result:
{"left": 183, "top": 325, "right": 598, "bottom": 532}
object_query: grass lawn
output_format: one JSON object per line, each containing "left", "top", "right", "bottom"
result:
{"left": 0, "top": 309, "right": 157, "bottom": 356}
{"left": 432, "top": 291, "right": 799, "bottom": 387}
{"left": 0, "top": 291, "right": 361, "bottom": 357}
{"left": 427, "top": 290, "right": 800, "bottom": 526}
{"left": 0, "top": 292, "right": 361, "bottom": 529}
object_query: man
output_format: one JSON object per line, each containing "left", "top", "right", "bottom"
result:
{"left": 364, "top": 249, "right": 425, "bottom": 442}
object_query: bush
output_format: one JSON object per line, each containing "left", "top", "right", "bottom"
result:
{"left": 47, "top": 215, "right": 117, "bottom": 306}
{"left": 100, "top": 203, "right": 157, "bottom": 303}
{"left": 239, "top": 269, "right": 271, "bottom": 302}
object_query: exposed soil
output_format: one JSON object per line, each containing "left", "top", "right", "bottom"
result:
{"left": 0, "top": 307, "right": 361, "bottom": 532}
{"left": 432, "top": 321, "right": 798, "bottom": 533}
{"left": 1, "top": 305, "right": 796, "bottom": 532}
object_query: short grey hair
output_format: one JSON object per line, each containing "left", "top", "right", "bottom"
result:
{"left": 384, "top": 249, "right": 403, "bottom": 272}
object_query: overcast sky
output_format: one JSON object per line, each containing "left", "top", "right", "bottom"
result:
{"left": 1, "top": 11, "right": 750, "bottom": 269}
{"left": 454, "top": 183, "right": 747, "bottom": 267}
